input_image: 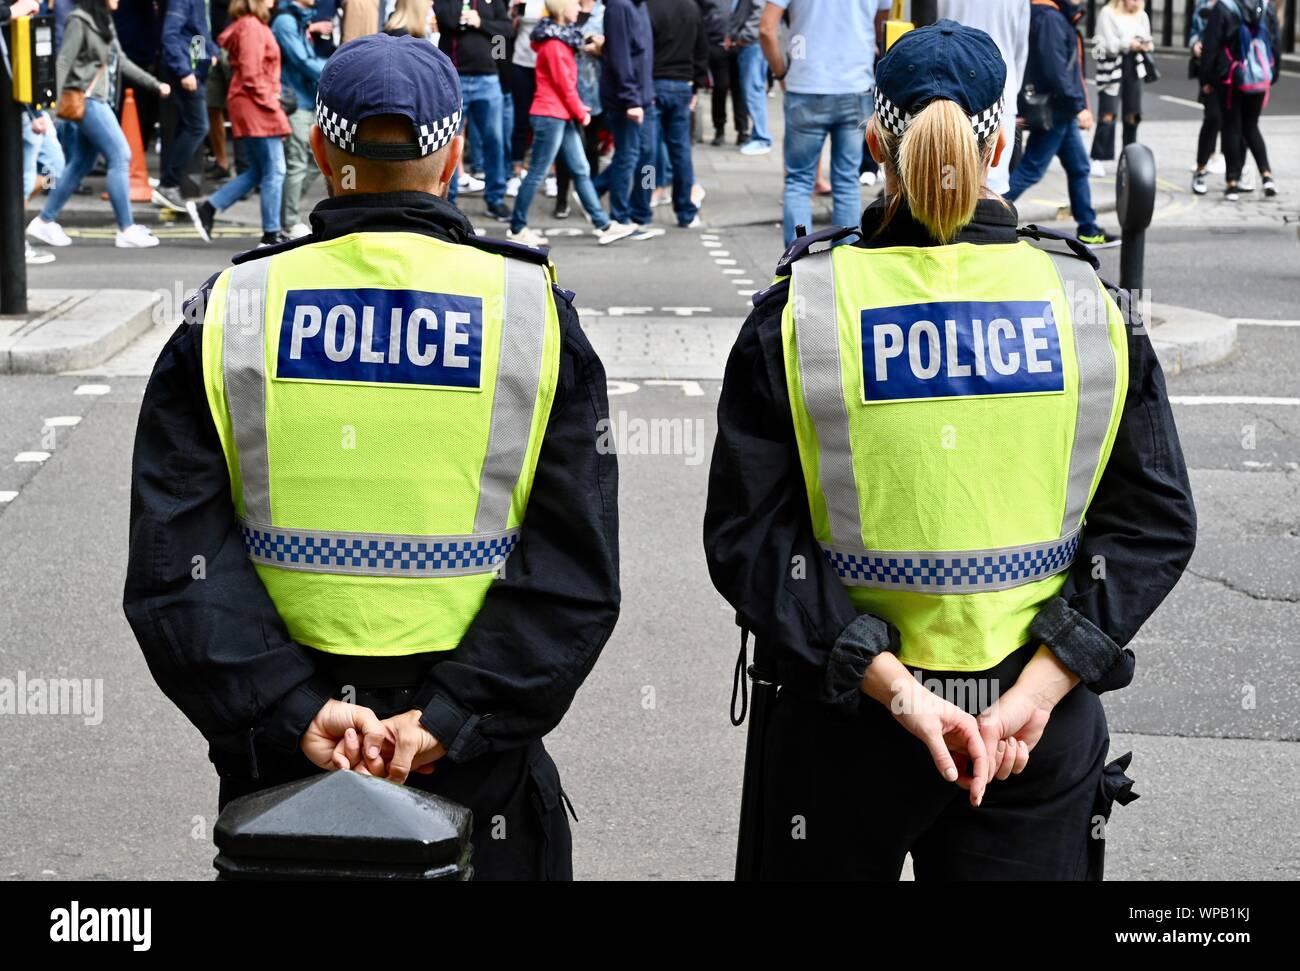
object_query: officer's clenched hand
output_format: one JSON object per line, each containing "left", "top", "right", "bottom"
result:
{"left": 378, "top": 709, "right": 446, "bottom": 785}
{"left": 861, "top": 653, "right": 990, "bottom": 807}
{"left": 300, "top": 699, "right": 388, "bottom": 775}
{"left": 977, "top": 646, "right": 1081, "bottom": 783}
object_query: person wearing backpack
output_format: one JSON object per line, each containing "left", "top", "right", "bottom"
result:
{"left": 1198, "top": 0, "right": 1280, "bottom": 201}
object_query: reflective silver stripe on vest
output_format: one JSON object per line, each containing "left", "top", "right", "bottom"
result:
{"left": 474, "top": 258, "right": 549, "bottom": 533}
{"left": 791, "top": 251, "right": 865, "bottom": 547}
{"left": 1049, "top": 253, "right": 1119, "bottom": 535}
{"left": 223, "top": 258, "right": 273, "bottom": 524}
{"left": 822, "top": 530, "right": 1080, "bottom": 594}
{"left": 240, "top": 518, "right": 519, "bottom": 578}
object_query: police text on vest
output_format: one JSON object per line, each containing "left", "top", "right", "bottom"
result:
{"left": 860, "top": 300, "right": 1065, "bottom": 403}
{"left": 277, "top": 288, "right": 484, "bottom": 390}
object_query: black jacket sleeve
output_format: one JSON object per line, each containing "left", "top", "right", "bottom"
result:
{"left": 1198, "top": 5, "right": 1227, "bottom": 86}
{"left": 411, "top": 290, "right": 621, "bottom": 761}
{"left": 1029, "top": 287, "right": 1196, "bottom": 693}
{"left": 476, "top": 0, "right": 515, "bottom": 40}
{"left": 123, "top": 287, "right": 337, "bottom": 777}
{"left": 704, "top": 285, "right": 897, "bottom": 708}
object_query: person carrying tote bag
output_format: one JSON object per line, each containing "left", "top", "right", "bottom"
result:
{"left": 26, "top": 0, "right": 172, "bottom": 249}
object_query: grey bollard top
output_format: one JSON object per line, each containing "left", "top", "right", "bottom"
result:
{"left": 213, "top": 770, "right": 473, "bottom": 880}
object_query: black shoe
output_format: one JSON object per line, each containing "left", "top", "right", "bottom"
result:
{"left": 1191, "top": 171, "right": 1208, "bottom": 195}
{"left": 1224, "top": 184, "right": 1240, "bottom": 202}
{"left": 1077, "top": 229, "right": 1121, "bottom": 250}
{"left": 486, "top": 201, "right": 511, "bottom": 222}
{"left": 259, "top": 231, "right": 290, "bottom": 247}
{"left": 1262, "top": 177, "right": 1277, "bottom": 198}
{"left": 736, "top": 131, "right": 751, "bottom": 146}
{"left": 711, "top": 131, "right": 725, "bottom": 147}
{"left": 186, "top": 200, "right": 216, "bottom": 242}
{"left": 205, "top": 162, "right": 231, "bottom": 182}
{"left": 554, "top": 199, "right": 571, "bottom": 219}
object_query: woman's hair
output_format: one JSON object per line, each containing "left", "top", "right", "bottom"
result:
{"left": 386, "top": 0, "right": 433, "bottom": 35}
{"left": 543, "top": 0, "right": 573, "bottom": 19}
{"left": 74, "top": 0, "right": 114, "bottom": 36}
{"left": 228, "top": 0, "right": 272, "bottom": 23}
{"left": 869, "top": 98, "right": 1000, "bottom": 245}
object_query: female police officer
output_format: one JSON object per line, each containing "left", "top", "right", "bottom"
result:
{"left": 705, "top": 21, "right": 1195, "bottom": 880}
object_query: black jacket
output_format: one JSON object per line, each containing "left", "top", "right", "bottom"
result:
{"left": 648, "top": 0, "right": 710, "bottom": 89}
{"left": 1021, "top": 0, "right": 1088, "bottom": 115}
{"left": 704, "top": 198, "right": 1196, "bottom": 704}
{"left": 435, "top": 0, "right": 515, "bottom": 75}
{"left": 123, "top": 192, "right": 620, "bottom": 779}
{"left": 601, "top": 0, "right": 655, "bottom": 112}
{"left": 1198, "top": 0, "right": 1281, "bottom": 87}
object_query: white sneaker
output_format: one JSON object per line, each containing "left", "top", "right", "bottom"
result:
{"left": 1207, "top": 154, "right": 1226, "bottom": 175}
{"left": 739, "top": 140, "right": 772, "bottom": 157}
{"left": 859, "top": 170, "right": 878, "bottom": 186}
{"left": 505, "top": 175, "right": 521, "bottom": 198}
{"left": 459, "top": 173, "right": 486, "bottom": 194}
{"left": 507, "top": 226, "right": 547, "bottom": 248}
{"left": 1089, "top": 159, "right": 1106, "bottom": 178}
{"left": 690, "top": 183, "right": 706, "bottom": 207}
{"left": 545, "top": 176, "right": 558, "bottom": 198}
{"left": 25, "top": 243, "right": 55, "bottom": 265}
{"left": 680, "top": 216, "right": 704, "bottom": 229}
{"left": 115, "top": 224, "right": 160, "bottom": 248}
{"left": 288, "top": 222, "right": 311, "bottom": 239}
{"left": 26, "top": 216, "right": 72, "bottom": 247}
{"left": 597, "top": 221, "right": 637, "bottom": 245}
{"left": 631, "top": 224, "right": 666, "bottom": 240}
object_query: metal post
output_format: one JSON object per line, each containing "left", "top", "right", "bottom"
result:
{"left": 1163, "top": 0, "right": 1175, "bottom": 47}
{"left": 1116, "top": 142, "right": 1157, "bottom": 294}
{"left": 911, "top": 0, "right": 938, "bottom": 28}
{"left": 1287, "top": 0, "right": 1298, "bottom": 54}
{"left": 0, "top": 27, "right": 28, "bottom": 316}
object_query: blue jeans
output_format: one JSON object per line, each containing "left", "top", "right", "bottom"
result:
{"left": 161, "top": 80, "right": 210, "bottom": 189}
{"left": 595, "top": 105, "right": 656, "bottom": 226}
{"left": 449, "top": 74, "right": 507, "bottom": 206}
{"left": 654, "top": 78, "right": 698, "bottom": 225}
{"left": 782, "top": 90, "right": 870, "bottom": 245}
{"left": 1006, "top": 109, "right": 1100, "bottom": 236}
{"left": 738, "top": 43, "right": 771, "bottom": 147}
{"left": 209, "top": 134, "right": 286, "bottom": 233}
{"left": 42, "top": 98, "right": 134, "bottom": 230}
{"left": 22, "top": 112, "right": 66, "bottom": 200}
{"left": 512, "top": 115, "right": 609, "bottom": 233}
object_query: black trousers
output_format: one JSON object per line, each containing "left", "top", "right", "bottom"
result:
{"left": 709, "top": 47, "right": 747, "bottom": 137}
{"left": 217, "top": 682, "right": 573, "bottom": 881}
{"left": 1196, "top": 85, "right": 1223, "bottom": 169}
{"left": 758, "top": 643, "right": 1115, "bottom": 880}
{"left": 511, "top": 64, "right": 537, "bottom": 166}
{"left": 1218, "top": 87, "right": 1271, "bottom": 182}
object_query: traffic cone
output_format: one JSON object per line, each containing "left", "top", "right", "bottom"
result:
{"left": 122, "top": 89, "right": 153, "bottom": 203}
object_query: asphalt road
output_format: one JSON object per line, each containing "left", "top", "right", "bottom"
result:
{"left": 1, "top": 90, "right": 1297, "bottom": 881}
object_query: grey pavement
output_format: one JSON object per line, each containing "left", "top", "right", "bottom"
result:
{"left": 1, "top": 69, "right": 1298, "bottom": 881}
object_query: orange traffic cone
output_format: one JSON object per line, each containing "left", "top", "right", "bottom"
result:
{"left": 122, "top": 88, "right": 152, "bottom": 203}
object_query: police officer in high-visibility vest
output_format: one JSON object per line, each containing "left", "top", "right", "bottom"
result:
{"left": 124, "top": 34, "right": 620, "bottom": 880}
{"left": 706, "top": 22, "right": 1195, "bottom": 880}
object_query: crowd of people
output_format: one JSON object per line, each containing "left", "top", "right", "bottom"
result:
{"left": 6, "top": 0, "right": 1287, "bottom": 265}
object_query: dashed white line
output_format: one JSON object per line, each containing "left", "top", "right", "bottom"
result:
{"left": 723, "top": 269, "right": 746, "bottom": 275}
{"left": 0, "top": 491, "right": 17, "bottom": 503}
{"left": 1170, "top": 395, "right": 1300, "bottom": 406}
{"left": 645, "top": 379, "right": 705, "bottom": 397}
{"left": 709, "top": 250, "right": 731, "bottom": 257}
{"left": 1233, "top": 318, "right": 1300, "bottom": 328}
{"left": 14, "top": 452, "right": 51, "bottom": 463}
{"left": 714, "top": 258, "right": 738, "bottom": 265}
{"left": 43, "top": 416, "right": 82, "bottom": 427}
{"left": 1158, "top": 94, "right": 1203, "bottom": 110}
{"left": 733, "top": 278, "right": 755, "bottom": 285}
{"left": 74, "top": 384, "right": 111, "bottom": 396}
{"left": 607, "top": 381, "right": 640, "bottom": 396}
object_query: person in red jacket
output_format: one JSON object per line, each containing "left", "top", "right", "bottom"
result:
{"left": 507, "top": 0, "right": 614, "bottom": 246}
{"left": 186, "top": 0, "right": 292, "bottom": 245}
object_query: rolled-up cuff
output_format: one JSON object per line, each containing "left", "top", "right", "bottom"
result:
{"left": 260, "top": 674, "right": 336, "bottom": 756}
{"left": 821, "top": 612, "right": 900, "bottom": 707}
{"left": 1030, "top": 597, "right": 1134, "bottom": 693}
{"left": 418, "top": 692, "right": 489, "bottom": 763}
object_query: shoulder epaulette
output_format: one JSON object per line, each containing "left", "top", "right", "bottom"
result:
{"left": 750, "top": 277, "right": 790, "bottom": 309}
{"left": 467, "top": 232, "right": 552, "bottom": 265}
{"left": 773, "top": 225, "right": 860, "bottom": 275}
{"left": 1017, "top": 224, "right": 1101, "bottom": 270}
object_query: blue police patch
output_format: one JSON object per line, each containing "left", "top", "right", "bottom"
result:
{"left": 860, "top": 300, "right": 1064, "bottom": 403}
{"left": 276, "top": 288, "right": 483, "bottom": 390}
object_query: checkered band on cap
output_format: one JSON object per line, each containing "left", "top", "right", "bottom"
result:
{"left": 316, "top": 101, "right": 358, "bottom": 153}
{"left": 874, "top": 91, "right": 1003, "bottom": 143}
{"left": 417, "top": 108, "right": 463, "bottom": 156}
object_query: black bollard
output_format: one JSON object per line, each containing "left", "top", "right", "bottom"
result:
{"left": 213, "top": 770, "right": 474, "bottom": 880}
{"left": 1, "top": 28, "right": 27, "bottom": 315}
{"left": 1115, "top": 142, "right": 1156, "bottom": 294}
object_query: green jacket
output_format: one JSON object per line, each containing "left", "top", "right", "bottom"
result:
{"left": 57, "top": 8, "right": 162, "bottom": 104}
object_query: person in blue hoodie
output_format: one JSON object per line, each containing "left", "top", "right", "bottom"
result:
{"left": 1005, "top": 0, "right": 1118, "bottom": 249}
{"left": 154, "top": 0, "right": 218, "bottom": 212}
{"left": 272, "top": 0, "right": 328, "bottom": 236}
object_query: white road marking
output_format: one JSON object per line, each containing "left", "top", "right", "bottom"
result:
{"left": 714, "top": 258, "right": 738, "bottom": 265}
{"left": 14, "top": 452, "right": 51, "bottom": 463}
{"left": 606, "top": 381, "right": 640, "bottom": 396}
{"left": 1159, "top": 94, "right": 1204, "bottom": 110}
{"left": 74, "top": 384, "right": 111, "bottom": 395}
{"left": 607, "top": 306, "right": 654, "bottom": 316}
{"left": 1170, "top": 395, "right": 1300, "bottom": 406}
{"left": 43, "top": 416, "right": 82, "bottom": 427}
{"left": 661, "top": 306, "right": 713, "bottom": 316}
{"left": 734, "top": 278, "right": 755, "bottom": 285}
{"left": 700, "top": 235, "right": 720, "bottom": 243}
{"left": 1233, "top": 318, "right": 1300, "bottom": 327}
{"left": 722, "top": 269, "right": 746, "bottom": 275}
{"left": 737, "top": 290, "right": 757, "bottom": 298}
{"left": 645, "top": 379, "right": 705, "bottom": 397}
{"left": 709, "top": 250, "right": 731, "bottom": 257}
{"left": 0, "top": 491, "right": 17, "bottom": 503}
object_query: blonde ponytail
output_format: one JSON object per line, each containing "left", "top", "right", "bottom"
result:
{"left": 871, "top": 98, "right": 996, "bottom": 245}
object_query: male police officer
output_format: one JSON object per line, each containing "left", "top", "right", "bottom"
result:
{"left": 124, "top": 34, "right": 620, "bottom": 880}
{"left": 706, "top": 23, "right": 1195, "bottom": 879}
